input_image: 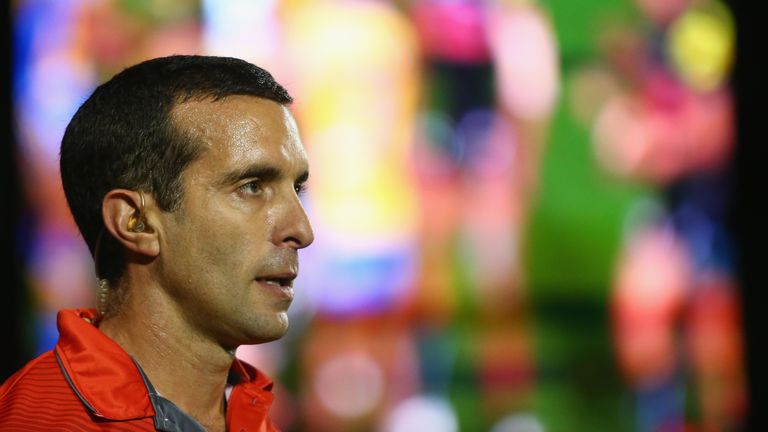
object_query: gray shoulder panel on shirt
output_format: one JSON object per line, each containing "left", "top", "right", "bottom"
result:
{"left": 132, "top": 358, "right": 208, "bottom": 432}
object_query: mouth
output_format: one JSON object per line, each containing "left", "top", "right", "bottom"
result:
{"left": 254, "top": 273, "right": 296, "bottom": 301}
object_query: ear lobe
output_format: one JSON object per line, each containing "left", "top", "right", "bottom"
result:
{"left": 102, "top": 189, "right": 160, "bottom": 257}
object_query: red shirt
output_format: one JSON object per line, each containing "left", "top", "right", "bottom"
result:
{"left": 0, "top": 309, "right": 279, "bottom": 431}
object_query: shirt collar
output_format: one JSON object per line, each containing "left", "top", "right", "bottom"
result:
{"left": 55, "top": 308, "right": 154, "bottom": 420}
{"left": 54, "top": 308, "right": 276, "bottom": 425}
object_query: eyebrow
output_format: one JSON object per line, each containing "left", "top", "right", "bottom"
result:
{"left": 219, "top": 164, "right": 309, "bottom": 186}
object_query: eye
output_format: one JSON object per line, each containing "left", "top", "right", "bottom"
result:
{"left": 294, "top": 182, "right": 308, "bottom": 196}
{"left": 240, "top": 180, "right": 262, "bottom": 195}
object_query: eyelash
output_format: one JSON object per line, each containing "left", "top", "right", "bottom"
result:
{"left": 295, "top": 183, "right": 308, "bottom": 196}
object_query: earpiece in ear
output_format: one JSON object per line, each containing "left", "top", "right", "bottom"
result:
{"left": 127, "top": 190, "right": 148, "bottom": 233}
{"left": 127, "top": 215, "right": 146, "bottom": 233}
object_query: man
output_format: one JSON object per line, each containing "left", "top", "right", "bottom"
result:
{"left": 0, "top": 55, "right": 314, "bottom": 431}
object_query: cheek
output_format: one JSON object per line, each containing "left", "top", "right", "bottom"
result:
{"left": 166, "top": 214, "right": 230, "bottom": 273}
{"left": 197, "top": 221, "right": 248, "bottom": 265}
{"left": 193, "top": 213, "right": 271, "bottom": 271}
{"left": 165, "top": 201, "right": 275, "bottom": 277}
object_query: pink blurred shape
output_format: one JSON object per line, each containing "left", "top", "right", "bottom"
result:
{"left": 634, "top": 0, "right": 691, "bottom": 25}
{"left": 612, "top": 226, "right": 692, "bottom": 387}
{"left": 411, "top": 0, "right": 490, "bottom": 63}
{"left": 487, "top": 3, "right": 560, "bottom": 120}
{"left": 593, "top": 69, "right": 733, "bottom": 184}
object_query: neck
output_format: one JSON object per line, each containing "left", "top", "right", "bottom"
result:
{"left": 99, "top": 278, "right": 233, "bottom": 431}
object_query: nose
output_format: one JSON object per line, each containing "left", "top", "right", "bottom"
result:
{"left": 273, "top": 188, "right": 314, "bottom": 249}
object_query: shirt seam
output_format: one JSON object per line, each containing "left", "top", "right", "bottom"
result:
{"left": 54, "top": 350, "right": 100, "bottom": 416}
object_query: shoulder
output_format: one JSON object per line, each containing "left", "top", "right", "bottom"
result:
{"left": 0, "top": 351, "right": 87, "bottom": 429}
{"left": 0, "top": 351, "right": 63, "bottom": 399}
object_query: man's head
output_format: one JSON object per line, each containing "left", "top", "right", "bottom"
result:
{"left": 61, "top": 55, "right": 293, "bottom": 281}
{"left": 60, "top": 55, "right": 314, "bottom": 344}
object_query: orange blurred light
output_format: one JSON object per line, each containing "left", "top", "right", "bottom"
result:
{"left": 612, "top": 226, "right": 692, "bottom": 387}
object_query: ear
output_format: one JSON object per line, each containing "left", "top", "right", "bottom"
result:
{"left": 102, "top": 189, "right": 160, "bottom": 258}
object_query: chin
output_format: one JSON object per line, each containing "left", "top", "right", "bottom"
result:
{"left": 233, "top": 311, "right": 290, "bottom": 346}
{"left": 248, "top": 322, "right": 290, "bottom": 345}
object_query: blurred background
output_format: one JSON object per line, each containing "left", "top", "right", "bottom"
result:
{"left": 1, "top": 0, "right": 763, "bottom": 431}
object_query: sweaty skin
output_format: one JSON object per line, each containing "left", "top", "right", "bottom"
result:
{"left": 99, "top": 95, "right": 314, "bottom": 431}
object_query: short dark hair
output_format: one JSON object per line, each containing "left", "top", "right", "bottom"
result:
{"left": 60, "top": 55, "right": 293, "bottom": 281}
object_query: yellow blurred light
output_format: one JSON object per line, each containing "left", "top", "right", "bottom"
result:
{"left": 667, "top": 1, "right": 734, "bottom": 92}
{"left": 282, "top": 1, "right": 420, "bottom": 236}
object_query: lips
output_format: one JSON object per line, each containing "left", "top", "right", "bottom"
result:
{"left": 255, "top": 273, "right": 296, "bottom": 300}
{"left": 255, "top": 273, "right": 296, "bottom": 287}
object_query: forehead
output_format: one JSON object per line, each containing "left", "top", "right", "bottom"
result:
{"left": 171, "top": 95, "right": 307, "bottom": 177}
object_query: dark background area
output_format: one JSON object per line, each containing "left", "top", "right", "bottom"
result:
{"left": 727, "top": 0, "right": 766, "bottom": 430}
{"left": 3, "top": 2, "right": 29, "bottom": 382}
